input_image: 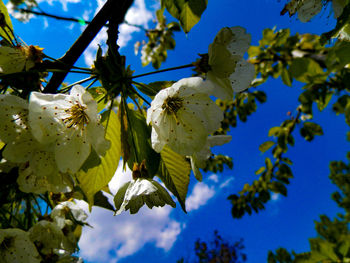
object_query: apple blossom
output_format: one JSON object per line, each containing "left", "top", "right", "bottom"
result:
{"left": 206, "top": 26, "right": 255, "bottom": 100}
{"left": 114, "top": 178, "right": 176, "bottom": 215}
{"left": 147, "top": 77, "right": 223, "bottom": 156}
{"left": 28, "top": 85, "right": 110, "bottom": 173}
{"left": 0, "top": 228, "right": 41, "bottom": 263}
{"left": 0, "top": 94, "right": 71, "bottom": 193}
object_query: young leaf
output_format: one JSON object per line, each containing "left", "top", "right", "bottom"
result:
{"left": 259, "top": 141, "right": 275, "bottom": 153}
{"left": 162, "top": 0, "right": 208, "bottom": 33}
{"left": 126, "top": 108, "right": 160, "bottom": 176}
{"left": 157, "top": 145, "right": 191, "bottom": 212}
{"left": 0, "top": 0, "right": 14, "bottom": 43}
{"left": 77, "top": 110, "right": 121, "bottom": 207}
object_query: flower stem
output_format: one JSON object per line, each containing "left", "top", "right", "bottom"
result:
{"left": 132, "top": 63, "right": 194, "bottom": 79}
{"left": 59, "top": 76, "right": 96, "bottom": 93}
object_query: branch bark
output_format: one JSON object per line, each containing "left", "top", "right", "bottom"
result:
{"left": 44, "top": 0, "right": 134, "bottom": 93}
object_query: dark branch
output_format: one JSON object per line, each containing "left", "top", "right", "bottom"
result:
{"left": 43, "top": 0, "right": 134, "bottom": 93}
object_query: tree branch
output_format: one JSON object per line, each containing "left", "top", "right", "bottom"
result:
{"left": 43, "top": 0, "right": 134, "bottom": 93}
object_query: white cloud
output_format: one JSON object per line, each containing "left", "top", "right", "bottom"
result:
{"left": 78, "top": 162, "right": 184, "bottom": 263}
{"left": 37, "top": 0, "right": 81, "bottom": 12}
{"left": 208, "top": 174, "right": 218, "bottom": 183}
{"left": 83, "top": 0, "right": 154, "bottom": 66}
{"left": 78, "top": 159, "right": 235, "bottom": 262}
{"left": 186, "top": 183, "right": 215, "bottom": 212}
{"left": 219, "top": 177, "right": 234, "bottom": 188}
{"left": 79, "top": 201, "right": 183, "bottom": 263}
{"left": 271, "top": 193, "right": 280, "bottom": 201}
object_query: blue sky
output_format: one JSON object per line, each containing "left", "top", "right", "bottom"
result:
{"left": 6, "top": 0, "right": 349, "bottom": 262}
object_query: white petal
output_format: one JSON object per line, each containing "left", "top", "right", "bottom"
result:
{"left": 28, "top": 91, "right": 70, "bottom": 144}
{"left": 229, "top": 59, "right": 255, "bottom": 93}
{"left": 151, "top": 127, "right": 166, "bottom": 153}
{"left": 227, "top": 26, "right": 251, "bottom": 56}
{"left": 54, "top": 132, "right": 91, "bottom": 173}
{"left": 86, "top": 122, "right": 110, "bottom": 156}
{"left": 0, "top": 94, "right": 28, "bottom": 143}
{"left": 298, "top": 0, "right": 322, "bottom": 22}
{"left": 207, "top": 135, "right": 232, "bottom": 147}
{"left": 3, "top": 135, "right": 38, "bottom": 163}
{"left": 206, "top": 71, "right": 233, "bottom": 100}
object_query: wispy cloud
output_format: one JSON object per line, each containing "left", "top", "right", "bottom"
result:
{"left": 37, "top": 0, "right": 81, "bottom": 12}
{"left": 78, "top": 162, "right": 235, "bottom": 262}
{"left": 186, "top": 183, "right": 215, "bottom": 212}
{"left": 78, "top": 163, "right": 184, "bottom": 263}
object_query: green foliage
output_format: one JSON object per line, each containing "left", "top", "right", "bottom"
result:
{"left": 161, "top": 0, "right": 207, "bottom": 33}
{"left": 217, "top": 90, "right": 267, "bottom": 134}
{"left": 229, "top": 114, "right": 297, "bottom": 218}
{"left": 178, "top": 231, "right": 247, "bottom": 263}
{"left": 268, "top": 151, "right": 350, "bottom": 263}
{"left": 0, "top": 0, "right": 14, "bottom": 43}
{"left": 124, "top": 106, "right": 160, "bottom": 176}
{"left": 77, "top": 110, "right": 121, "bottom": 207}
{"left": 138, "top": 9, "right": 180, "bottom": 69}
{"left": 157, "top": 146, "right": 191, "bottom": 212}
{"left": 203, "top": 154, "right": 233, "bottom": 173}
{"left": 299, "top": 121, "right": 323, "bottom": 141}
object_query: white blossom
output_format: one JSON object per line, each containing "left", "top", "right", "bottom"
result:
{"left": 0, "top": 94, "right": 71, "bottom": 193}
{"left": 207, "top": 27, "right": 255, "bottom": 100}
{"left": 29, "top": 221, "right": 64, "bottom": 255}
{"left": 114, "top": 178, "right": 176, "bottom": 215}
{"left": 0, "top": 45, "right": 43, "bottom": 75}
{"left": 147, "top": 77, "right": 223, "bottom": 156}
{"left": 0, "top": 228, "right": 41, "bottom": 263}
{"left": 28, "top": 85, "right": 110, "bottom": 173}
{"left": 51, "top": 201, "right": 88, "bottom": 229}
{"left": 190, "top": 135, "right": 232, "bottom": 181}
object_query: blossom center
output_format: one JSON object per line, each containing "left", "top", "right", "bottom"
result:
{"left": 162, "top": 96, "right": 183, "bottom": 115}
{"left": 63, "top": 103, "right": 89, "bottom": 129}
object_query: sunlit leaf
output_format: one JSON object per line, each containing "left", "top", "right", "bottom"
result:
{"left": 157, "top": 145, "right": 191, "bottom": 212}
{"left": 162, "top": 0, "right": 208, "bottom": 33}
{"left": 77, "top": 111, "right": 121, "bottom": 207}
{"left": 259, "top": 141, "right": 275, "bottom": 153}
{"left": 0, "top": 0, "right": 14, "bottom": 43}
{"left": 126, "top": 108, "right": 160, "bottom": 176}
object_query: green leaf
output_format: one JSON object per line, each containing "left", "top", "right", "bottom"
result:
{"left": 281, "top": 68, "right": 292, "bottom": 87}
{"left": 93, "top": 191, "right": 115, "bottom": 211}
{"left": 268, "top": 127, "right": 281, "bottom": 137}
{"left": 0, "top": 0, "right": 14, "bottom": 43}
{"left": 157, "top": 145, "right": 191, "bottom": 212}
{"left": 133, "top": 81, "right": 175, "bottom": 97}
{"left": 126, "top": 108, "right": 160, "bottom": 176}
{"left": 162, "top": 0, "right": 208, "bottom": 33}
{"left": 265, "top": 157, "right": 273, "bottom": 170}
{"left": 77, "top": 110, "right": 121, "bottom": 207}
{"left": 255, "top": 166, "right": 266, "bottom": 175}
{"left": 289, "top": 58, "right": 325, "bottom": 83}
{"left": 259, "top": 141, "right": 275, "bottom": 153}
{"left": 300, "top": 122, "right": 323, "bottom": 141}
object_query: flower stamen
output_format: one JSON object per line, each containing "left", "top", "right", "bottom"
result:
{"left": 63, "top": 103, "right": 89, "bottom": 129}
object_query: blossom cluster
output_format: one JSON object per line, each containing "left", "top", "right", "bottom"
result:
{"left": 0, "top": 201, "right": 86, "bottom": 263}
{"left": 0, "top": 85, "right": 110, "bottom": 194}
{"left": 146, "top": 27, "right": 254, "bottom": 178}
{"left": 116, "top": 26, "right": 255, "bottom": 212}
